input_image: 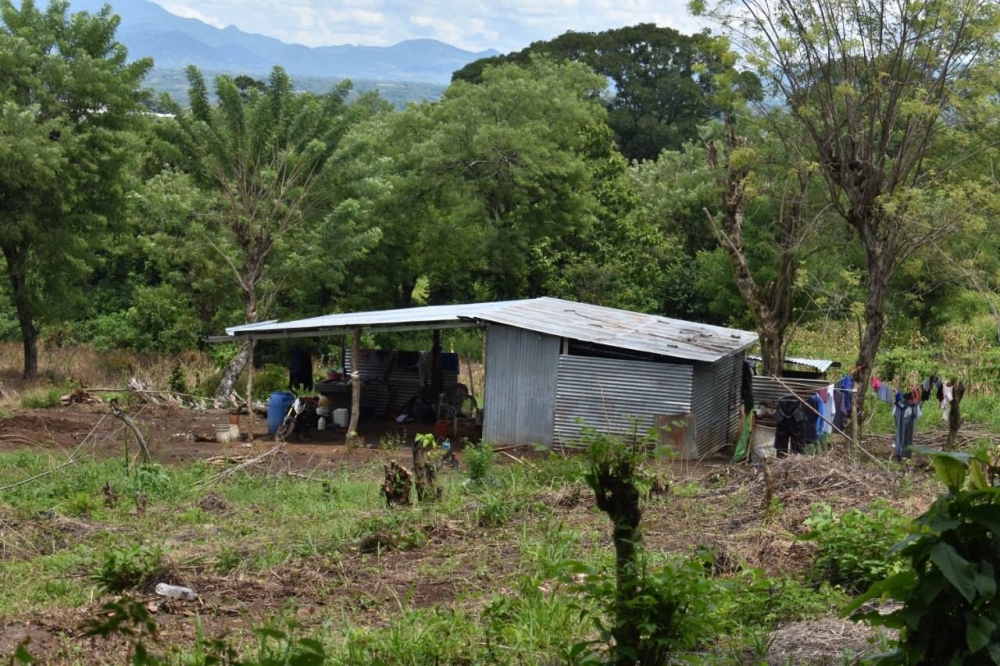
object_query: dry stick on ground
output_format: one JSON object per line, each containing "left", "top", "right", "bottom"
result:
{"left": 109, "top": 399, "right": 151, "bottom": 464}
{"left": 202, "top": 438, "right": 287, "bottom": 485}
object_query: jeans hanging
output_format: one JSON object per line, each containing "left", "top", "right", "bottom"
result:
{"left": 775, "top": 395, "right": 806, "bottom": 455}
{"left": 893, "top": 401, "right": 918, "bottom": 459}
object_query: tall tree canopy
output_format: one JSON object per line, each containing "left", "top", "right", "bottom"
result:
{"left": 0, "top": 0, "right": 151, "bottom": 377}
{"left": 453, "top": 25, "right": 758, "bottom": 161}
{"left": 160, "top": 66, "right": 368, "bottom": 400}
{"left": 337, "top": 60, "right": 611, "bottom": 306}
{"left": 693, "top": 0, "right": 1000, "bottom": 403}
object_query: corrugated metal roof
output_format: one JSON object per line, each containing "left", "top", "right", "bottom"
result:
{"left": 747, "top": 355, "right": 837, "bottom": 373}
{"left": 475, "top": 298, "right": 757, "bottom": 363}
{"left": 225, "top": 301, "right": 515, "bottom": 337}
{"left": 225, "top": 297, "right": 758, "bottom": 363}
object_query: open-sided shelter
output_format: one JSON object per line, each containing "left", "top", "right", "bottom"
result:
{"left": 224, "top": 297, "right": 758, "bottom": 456}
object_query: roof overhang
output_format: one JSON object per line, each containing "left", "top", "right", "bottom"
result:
{"left": 221, "top": 297, "right": 759, "bottom": 363}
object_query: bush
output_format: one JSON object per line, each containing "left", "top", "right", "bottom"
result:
{"left": 849, "top": 446, "right": 1000, "bottom": 664}
{"left": 465, "top": 442, "right": 496, "bottom": 483}
{"left": 802, "top": 500, "right": 909, "bottom": 593}
{"left": 718, "top": 568, "right": 850, "bottom": 630}
{"left": 20, "top": 386, "right": 67, "bottom": 409}
{"left": 91, "top": 544, "right": 166, "bottom": 592}
{"left": 566, "top": 553, "right": 722, "bottom": 663}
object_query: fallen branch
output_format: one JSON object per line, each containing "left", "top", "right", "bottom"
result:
{"left": 500, "top": 451, "right": 538, "bottom": 469}
{"left": 109, "top": 399, "right": 151, "bottom": 464}
{"left": 202, "top": 440, "right": 286, "bottom": 485}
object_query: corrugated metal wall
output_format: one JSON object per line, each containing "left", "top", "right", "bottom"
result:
{"left": 482, "top": 325, "right": 560, "bottom": 446}
{"left": 345, "top": 349, "right": 458, "bottom": 417}
{"left": 752, "top": 376, "right": 829, "bottom": 407}
{"left": 691, "top": 354, "right": 743, "bottom": 456}
{"left": 553, "top": 355, "right": 693, "bottom": 446}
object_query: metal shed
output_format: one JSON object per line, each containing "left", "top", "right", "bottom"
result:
{"left": 224, "top": 297, "right": 758, "bottom": 456}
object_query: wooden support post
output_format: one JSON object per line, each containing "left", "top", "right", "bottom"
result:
{"left": 348, "top": 329, "right": 362, "bottom": 445}
{"left": 246, "top": 338, "right": 255, "bottom": 438}
{"left": 431, "top": 329, "right": 442, "bottom": 398}
{"left": 850, "top": 388, "right": 859, "bottom": 456}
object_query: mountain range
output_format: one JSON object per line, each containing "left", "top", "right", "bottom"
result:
{"left": 67, "top": 0, "right": 498, "bottom": 87}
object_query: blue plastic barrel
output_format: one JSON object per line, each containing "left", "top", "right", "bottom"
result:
{"left": 267, "top": 391, "right": 295, "bottom": 434}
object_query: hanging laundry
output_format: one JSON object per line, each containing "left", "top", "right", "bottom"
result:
{"left": 920, "top": 375, "right": 938, "bottom": 403}
{"left": 877, "top": 383, "right": 895, "bottom": 404}
{"left": 814, "top": 393, "right": 827, "bottom": 441}
{"left": 824, "top": 384, "right": 835, "bottom": 435}
{"left": 870, "top": 376, "right": 882, "bottom": 390}
{"left": 839, "top": 375, "right": 854, "bottom": 413}
{"left": 833, "top": 384, "right": 849, "bottom": 431}
{"left": 775, "top": 395, "right": 809, "bottom": 455}
{"left": 893, "top": 390, "right": 921, "bottom": 460}
{"left": 941, "top": 382, "right": 954, "bottom": 420}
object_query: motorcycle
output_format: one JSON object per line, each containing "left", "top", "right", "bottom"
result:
{"left": 276, "top": 395, "right": 319, "bottom": 441}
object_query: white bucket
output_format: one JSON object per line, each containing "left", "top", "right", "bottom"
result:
{"left": 214, "top": 425, "right": 232, "bottom": 443}
{"left": 333, "top": 408, "right": 349, "bottom": 428}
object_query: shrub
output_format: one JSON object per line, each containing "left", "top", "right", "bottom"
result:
{"left": 849, "top": 446, "right": 1000, "bottom": 664}
{"left": 19, "top": 386, "right": 66, "bottom": 409}
{"left": 465, "top": 442, "right": 496, "bottom": 483}
{"left": 566, "top": 553, "right": 722, "bottom": 664}
{"left": 802, "top": 500, "right": 909, "bottom": 593}
{"left": 91, "top": 544, "right": 166, "bottom": 592}
{"left": 718, "top": 568, "right": 850, "bottom": 630}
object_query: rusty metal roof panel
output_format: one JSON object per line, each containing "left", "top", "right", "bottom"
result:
{"left": 475, "top": 298, "right": 757, "bottom": 363}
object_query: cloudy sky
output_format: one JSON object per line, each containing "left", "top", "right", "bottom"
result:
{"left": 155, "top": 0, "right": 704, "bottom": 53}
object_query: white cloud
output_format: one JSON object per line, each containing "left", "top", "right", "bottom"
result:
{"left": 150, "top": 0, "right": 707, "bottom": 53}
{"left": 159, "top": 2, "right": 227, "bottom": 28}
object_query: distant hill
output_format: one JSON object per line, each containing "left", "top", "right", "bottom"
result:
{"left": 66, "top": 0, "right": 498, "bottom": 104}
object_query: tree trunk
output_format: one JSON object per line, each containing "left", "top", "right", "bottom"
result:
{"left": 2, "top": 242, "right": 39, "bottom": 379}
{"left": 758, "top": 323, "right": 784, "bottom": 377}
{"left": 214, "top": 340, "right": 252, "bottom": 403}
{"left": 347, "top": 329, "right": 362, "bottom": 442}
{"left": 215, "top": 294, "right": 259, "bottom": 402}
{"left": 591, "top": 462, "right": 643, "bottom": 666}
{"left": 853, "top": 232, "right": 892, "bottom": 412}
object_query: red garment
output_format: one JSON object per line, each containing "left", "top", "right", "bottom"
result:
{"left": 871, "top": 376, "right": 882, "bottom": 390}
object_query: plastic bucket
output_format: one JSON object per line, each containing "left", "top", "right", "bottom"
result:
{"left": 215, "top": 424, "right": 232, "bottom": 443}
{"left": 267, "top": 391, "right": 295, "bottom": 434}
{"left": 333, "top": 408, "right": 349, "bottom": 428}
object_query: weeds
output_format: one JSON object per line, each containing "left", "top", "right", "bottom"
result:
{"left": 464, "top": 442, "right": 496, "bottom": 483}
{"left": 91, "top": 544, "right": 167, "bottom": 592}
{"left": 802, "top": 500, "right": 909, "bottom": 593}
{"left": 18, "top": 385, "right": 67, "bottom": 409}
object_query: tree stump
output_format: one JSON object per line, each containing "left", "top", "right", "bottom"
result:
{"left": 413, "top": 441, "right": 442, "bottom": 503}
{"left": 381, "top": 461, "right": 412, "bottom": 507}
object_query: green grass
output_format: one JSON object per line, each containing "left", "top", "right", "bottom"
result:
{"left": 0, "top": 447, "right": 938, "bottom": 665}
{"left": 18, "top": 385, "right": 69, "bottom": 409}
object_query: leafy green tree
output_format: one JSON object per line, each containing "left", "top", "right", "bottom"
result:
{"left": 692, "top": 0, "right": 1000, "bottom": 402}
{"left": 161, "top": 66, "right": 364, "bottom": 400}
{"left": 337, "top": 60, "right": 610, "bottom": 305}
{"left": 0, "top": 0, "right": 151, "bottom": 377}
{"left": 454, "top": 24, "right": 759, "bottom": 161}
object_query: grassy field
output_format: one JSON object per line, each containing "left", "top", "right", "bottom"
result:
{"left": 0, "top": 427, "right": 945, "bottom": 665}
{"left": 2, "top": 340, "right": 995, "bottom": 664}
